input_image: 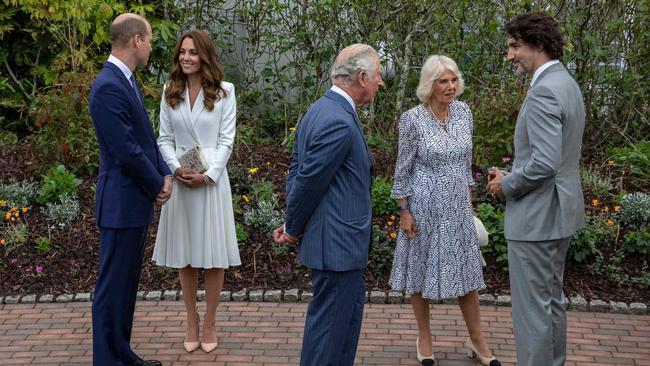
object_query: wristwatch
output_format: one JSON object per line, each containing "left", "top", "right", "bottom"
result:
{"left": 397, "top": 203, "right": 410, "bottom": 211}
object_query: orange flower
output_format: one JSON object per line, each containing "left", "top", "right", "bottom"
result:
{"left": 601, "top": 206, "right": 609, "bottom": 213}
{"left": 607, "top": 160, "right": 614, "bottom": 166}
{"left": 0, "top": 239, "right": 5, "bottom": 245}
{"left": 13, "top": 212, "right": 19, "bottom": 217}
{"left": 5, "top": 212, "right": 10, "bottom": 220}
{"left": 21, "top": 208, "right": 27, "bottom": 213}
{"left": 10, "top": 217, "right": 15, "bottom": 222}
{"left": 390, "top": 215, "right": 396, "bottom": 220}
{"left": 387, "top": 221, "right": 394, "bottom": 226}
{"left": 607, "top": 219, "right": 614, "bottom": 226}
{"left": 613, "top": 205, "right": 620, "bottom": 212}
{"left": 389, "top": 232, "right": 397, "bottom": 240}
{"left": 592, "top": 199, "right": 599, "bottom": 207}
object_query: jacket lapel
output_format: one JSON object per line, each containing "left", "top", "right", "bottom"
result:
{"left": 104, "top": 62, "right": 156, "bottom": 143}
{"left": 181, "top": 86, "right": 201, "bottom": 144}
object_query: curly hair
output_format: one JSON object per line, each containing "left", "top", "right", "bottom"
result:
{"left": 505, "top": 12, "right": 564, "bottom": 60}
{"left": 164, "top": 29, "right": 227, "bottom": 111}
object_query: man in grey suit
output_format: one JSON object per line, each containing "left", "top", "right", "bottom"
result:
{"left": 487, "top": 12, "right": 585, "bottom": 366}
{"left": 273, "top": 44, "right": 382, "bottom": 366}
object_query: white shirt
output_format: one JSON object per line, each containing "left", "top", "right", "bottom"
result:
{"left": 531, "top": 60, "right": 560, "bottom": 87}
{"left": 330, "top": 85, "right": 356, "bottom": 111}
{"left": 107, "top": 54, "right": 133, "bottom": 81}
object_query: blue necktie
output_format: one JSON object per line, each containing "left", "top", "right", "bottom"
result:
{"left": 130, "top": 74, "right": 143, "bottom": 106}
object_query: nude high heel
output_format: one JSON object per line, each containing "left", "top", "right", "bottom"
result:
{"left": 200, "top": 321, "right": 218, "bottom": 353}
{"left": 416, "top": 337, "right": 435, "bottom": 365}
{"left": 183, "top": 311, "right": 200, "bottom": 352}
{"left": 465, "top": 338, "right": 501, "bottom": 366}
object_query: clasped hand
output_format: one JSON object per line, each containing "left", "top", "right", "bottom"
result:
{"left": 174, "top": 167, "right": 207, "bottom": 188}
{"left": 155, "top": 176, "right": 173, "bottom": 205}
{"left": 273, "top": 224, "right": 299, "bottom": 245}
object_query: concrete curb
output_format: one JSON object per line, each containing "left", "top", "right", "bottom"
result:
{"left": 1, "top": 290, "right": 647, "bottom": 314}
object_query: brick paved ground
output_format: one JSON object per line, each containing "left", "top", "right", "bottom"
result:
{"left": 1, "top": 301, "right": 649, "bottom": 365}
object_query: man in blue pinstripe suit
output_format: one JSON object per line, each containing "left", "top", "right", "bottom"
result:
{"left": 274, "top": 44, "right": 383, "bottom": 366}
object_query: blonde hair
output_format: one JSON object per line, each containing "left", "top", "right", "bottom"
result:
{"left": 416, "top": 55, "right": 465, "bottom": 103}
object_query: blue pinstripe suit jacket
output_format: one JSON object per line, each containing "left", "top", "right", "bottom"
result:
{"left": 285, "top": 90, "right": 373, "bottom": 272}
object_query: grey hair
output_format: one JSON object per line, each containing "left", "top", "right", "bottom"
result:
{"left": 330, "top": 44, "right": 378, "bottom": 85}
{"left": 416, "top": 55, "right": 465, "bottom": 103}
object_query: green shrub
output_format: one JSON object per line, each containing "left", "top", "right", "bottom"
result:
{"left": 622, "top": 230, "right": 649, "bottom": 256}
{"left": 368, "top": 224, "right": 396, "bottom": 278}
{"left": 570, "top": 214, "right": 617, "bottom": 264}
{"left": 43, "top": 193, "right": 80, "bottom": 230}
{"left": 580, "top": 166, "right": 613, "bottom": 198}
{"left": 619, "top": 192, "right": 650, "bottom": 231}
{"left": 232, "top": 194, "right": 244, "bottom": 218}
{"left": 34, "top": 236, "right": 52, "bottom": 253}
{"left": 37, "top": 164, "right": 81, "bottom": 204}
{"left": 476, "top": 203, "right": 508, "bottom": 271}
{"left": 2, "top": 222, "right": 28, "bottom": 255}
{"left": 271, "top": 243, "right": 291, "bottom": 257}
{"left": 243, "top": 195, "right": 283, "bottom": 236}
{"left": 250, "top": 179, "right": 275, "bottom": 204}
{"left": 371, "top": 176, "right": 396, "bottom": 216}
{"left": 609, "top": 140, "right": 649, "bottom": 189}
{"left": 235, "top": 223, "right": 248, "bottom": 248}
{"left": 0, "top": 180, "right": 38, "bottom": 208}
{"left": 228, "top": 164, "right": 254, "bottom": 196}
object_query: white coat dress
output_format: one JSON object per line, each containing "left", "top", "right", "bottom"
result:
{"left": 153, "top": 81, "right": 241, "bottom": 269}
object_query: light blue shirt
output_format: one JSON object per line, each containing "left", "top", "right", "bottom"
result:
{"left": 330, "top": 85, "right": 356, "bottom": 111}
{"left": 531, "top": 59, "right": 560, "bottom": 87}
{"left": 107, "top": 54, "right": 133, "bottom": 81}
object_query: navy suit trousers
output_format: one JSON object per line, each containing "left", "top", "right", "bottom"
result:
{"left": 300, "top": 269, "right": 365, "bottom": 366}
{"left": 92, "top": 226, "right": 148, "bottom": 366}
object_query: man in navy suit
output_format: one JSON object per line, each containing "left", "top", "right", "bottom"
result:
{"left": 274, "top": 44, "right": 383, "bottom": 366}
{"left": 89, "top": 13, "right": 172, "bottom": 366}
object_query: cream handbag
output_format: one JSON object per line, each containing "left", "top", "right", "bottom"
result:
{"left": 473, "top": 216, "right": 489, "bottom": 267}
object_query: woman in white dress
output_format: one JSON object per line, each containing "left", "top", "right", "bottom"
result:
{"left": 153, "top": 29, "right": 241, "bottom": 354}
{"left": 389, "top": 55, "right": 500, "bottom": 366}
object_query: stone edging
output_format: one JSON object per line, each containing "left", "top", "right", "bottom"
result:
{"left": 1, "top": 290, "right": 647, "bottom": 315}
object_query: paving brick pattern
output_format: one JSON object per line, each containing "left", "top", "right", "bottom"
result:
{"left": 1, "top": 301, "right": 649, "bottom": 365}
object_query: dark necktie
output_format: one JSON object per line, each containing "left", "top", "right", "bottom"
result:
{"left": 129, "top": 74, "right": 143, "bottom": 106}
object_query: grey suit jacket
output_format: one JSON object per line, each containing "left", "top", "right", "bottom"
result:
{"left": 501, "top": 63, "right": 585, "bottom": 241}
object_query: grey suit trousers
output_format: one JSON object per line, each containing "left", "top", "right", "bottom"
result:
{"left": 508, "top": 238, "right": 571, "bottom": 366}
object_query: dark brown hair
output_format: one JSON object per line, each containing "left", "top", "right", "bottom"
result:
{"left": 164, "top": 29, "right": 227, "bottom": 111}
{"left": 505, "top": 12, "right": 564, "bottom": 60}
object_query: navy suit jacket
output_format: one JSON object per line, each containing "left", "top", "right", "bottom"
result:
{"left": 285, "top": 90, "right": 373, "bottom": 272}
{"left": 89, "top": 62, "right": 171, "bottom": 228}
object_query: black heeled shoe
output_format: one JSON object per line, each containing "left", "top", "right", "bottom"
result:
{"left": 465, "top": 338, "right": 501, "bottom": 366}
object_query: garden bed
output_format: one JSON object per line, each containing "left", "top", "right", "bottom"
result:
{"left": 0, "top": 144, "right": 648, "bottom": 303}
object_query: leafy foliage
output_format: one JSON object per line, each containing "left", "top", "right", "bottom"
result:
{"left": 0, "top": 179, "right": 38, "bottom": 208}
{"left": 622, "top": 230, "right": 649, "bottom": 256}
{"left": 37, "top": 164, "right": 81, "bottom": 204}
{"left": 243, "top": 195, "right": 283, "bottom": 236}
{"left": 476, "top": 203, "right": 508, "bottom": 271}
{"left": 580, "top": 166, "right": 613, "bottom": 198}
{"left": 569, "top": 215, "right": 618, "bottom": 264}
{"left": 43, "top": 193, "right": 80, "bottom": 230}
{"left": 235, "top": 223, "right": 248, "bottom": 248}
{"left": 34, "top": 236, "right": 52, "bottom": 253}
{"left": 368, "top": 224, "right": 397, "bottom": 278}
{"left": 619, "top": 192, "right": 650, "bottom": 231}
{"left": 371, "top": 176, "right": 396, "bottom": 216}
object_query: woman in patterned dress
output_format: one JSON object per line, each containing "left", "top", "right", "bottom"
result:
{"left": 390, "top": 55, "right": 500, "bottom": 366}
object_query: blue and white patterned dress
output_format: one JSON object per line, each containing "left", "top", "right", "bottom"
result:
{"left": 389, "top": 101, "right": 485, "bottom": 300}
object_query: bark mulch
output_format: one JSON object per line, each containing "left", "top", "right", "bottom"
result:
{"left": 0, "top": 143, "right": 647, "bottom": 303}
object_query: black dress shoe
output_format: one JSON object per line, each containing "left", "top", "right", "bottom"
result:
{"left": 131, "top": 358, "right": 162, "bottom": 366}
